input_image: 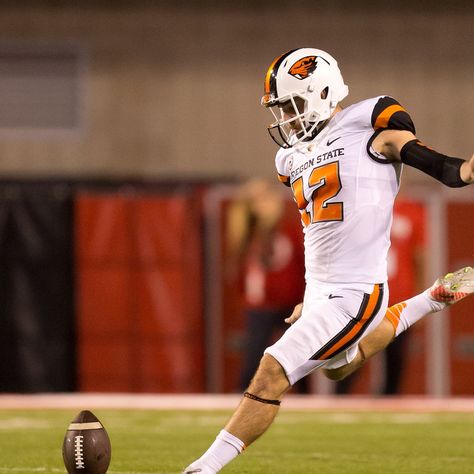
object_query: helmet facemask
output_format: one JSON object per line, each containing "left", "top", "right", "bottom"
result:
{"left": 264, "top": 87, "right": 330, "bottom": 149}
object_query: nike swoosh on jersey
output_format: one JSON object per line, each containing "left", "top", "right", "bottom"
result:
{"left": 326, "top": 136, "right": 341, "bottom": 146}
{"left": 328, "top": 294, "right": 343, "bottom": 299}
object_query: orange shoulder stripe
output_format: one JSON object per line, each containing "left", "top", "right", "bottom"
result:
{"left": 374, "top": 104, "right": 405, "bottom": 130}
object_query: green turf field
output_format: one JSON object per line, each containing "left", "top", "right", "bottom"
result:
{"left": 0, "top": 409, "right": 473, "bottom": 473}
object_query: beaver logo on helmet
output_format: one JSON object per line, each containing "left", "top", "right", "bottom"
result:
{"left": 288, "top": 55, "right": 320, "bottom": 80}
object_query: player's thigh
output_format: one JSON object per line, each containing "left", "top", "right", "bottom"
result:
{"left": 322, "top": 283, "right": 389, "bottom": 371}
{"left": 322, "top": 316, "right": 394, "bottom": 381}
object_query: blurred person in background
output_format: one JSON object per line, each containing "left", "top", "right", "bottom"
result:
{"left": 225, "top": 179, "right": 306, "bottom": 392}
{"left": 183, "top": 47, "right": 474, "bottom": 474}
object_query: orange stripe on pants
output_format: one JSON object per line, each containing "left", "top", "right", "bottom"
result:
{"left": 315, "top": 284, "right": 382, "bottom": 361}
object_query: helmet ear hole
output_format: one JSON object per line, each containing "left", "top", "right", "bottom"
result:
{"left": 320, "top": 86, "right": 329, "bottom": 100}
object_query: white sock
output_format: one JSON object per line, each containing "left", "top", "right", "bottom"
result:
{"left": 386, "top": 291, "right": 446, "bottom": 337}
{"left": 188, "top": 430, "right": 245, "bottom": 473}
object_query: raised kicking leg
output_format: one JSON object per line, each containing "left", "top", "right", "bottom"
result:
{"left": 324, "top": 266, "right": 474, "bottom": 381}
{"left": 183, "top": 354, "right": 291, "bottom": 474}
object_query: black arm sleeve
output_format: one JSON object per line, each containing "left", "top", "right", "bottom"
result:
{"left": 400, "top": 139, "right": 468, "bottom": 188}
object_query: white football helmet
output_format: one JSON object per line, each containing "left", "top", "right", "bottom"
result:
{"left": 261, "top": 48, "right": 349, "bottom": 148}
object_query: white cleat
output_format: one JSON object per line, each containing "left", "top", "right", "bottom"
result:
{"left": 429, "top": 266, "right": 474, "bottom": 304}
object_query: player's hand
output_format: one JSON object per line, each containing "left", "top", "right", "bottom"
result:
{"left": 285, "top": 303, "right": 303, "bottom": 325}
{"left": 460, "top": 153, "right": 474, "bottom": 184}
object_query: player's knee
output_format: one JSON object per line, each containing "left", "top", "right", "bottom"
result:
{"left": 322, "top": 366, "right": 348, "bottom": 381}
{"left": 322, "top": 349, "right": 365, "bottom": 381}
{"left": 247, "top": 354, "right": 290, "bottom": 398}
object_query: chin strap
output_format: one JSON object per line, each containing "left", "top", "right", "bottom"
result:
{"left": 306, "top": 118, "right": 330, "bottom": 141}
{"left": 243, "top": 392, "right": 281, "bottom": 406}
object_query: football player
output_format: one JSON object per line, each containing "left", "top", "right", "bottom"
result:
{"left": 183, "top": 48, "right": 474, "bottom": 473}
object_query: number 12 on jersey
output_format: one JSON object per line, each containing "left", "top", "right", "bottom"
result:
{"left": 291, "top": 161, "right": 343, "bottom": 226}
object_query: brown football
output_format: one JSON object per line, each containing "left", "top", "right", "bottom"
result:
{"left": 62, "top": 410, "right": 111, "bottom": 474}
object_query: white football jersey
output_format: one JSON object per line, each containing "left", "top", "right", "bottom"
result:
{"left": 276, "top": 96, "right": 415, "bottom": 285}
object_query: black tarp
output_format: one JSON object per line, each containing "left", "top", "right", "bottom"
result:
{"left": 0, "top": 183, "right": 75, "bottom": 392}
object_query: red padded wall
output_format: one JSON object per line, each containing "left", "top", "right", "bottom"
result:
{"left": 447, "top": 201, "right": 474, "bottom": 395}
{"left": 75, "top": 192, "right": 204, "bottom": 392}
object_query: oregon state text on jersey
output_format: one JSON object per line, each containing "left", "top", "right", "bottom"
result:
{"left": 275, "top": 96, "right": 415, "bottom": 285}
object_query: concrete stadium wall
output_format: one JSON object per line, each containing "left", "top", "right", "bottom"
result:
{"left": 0, "top": 1, "right": 472, "bottom": 183}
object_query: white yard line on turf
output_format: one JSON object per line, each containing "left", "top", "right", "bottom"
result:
{"left": 0, "top": 393, "right": 473, "bottom": 412}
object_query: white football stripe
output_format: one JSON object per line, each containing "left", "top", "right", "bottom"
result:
{"left": 67, "top": 422, "right": 103, "bottom": 430}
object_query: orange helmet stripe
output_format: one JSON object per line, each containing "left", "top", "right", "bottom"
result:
{"left": 263, "top": 49, "right": 298, "bottom": 96}
{"left": 264, "top": 53, "right": 286, "bottom": 94}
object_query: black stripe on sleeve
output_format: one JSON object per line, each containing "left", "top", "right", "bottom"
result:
{"left": 371, "top": 96, "right": 416, "bottom": 133}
